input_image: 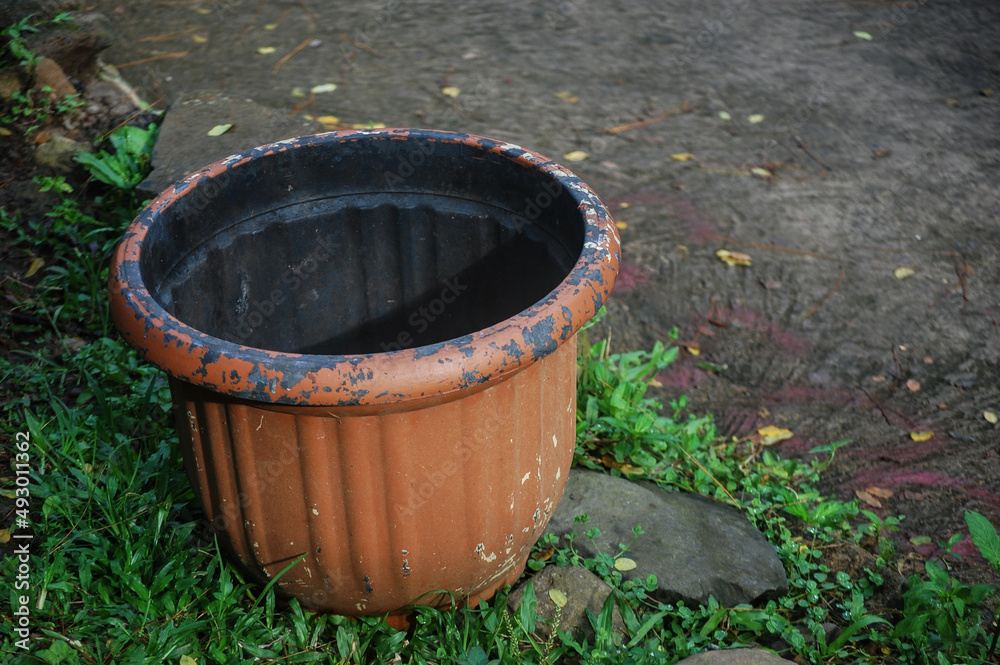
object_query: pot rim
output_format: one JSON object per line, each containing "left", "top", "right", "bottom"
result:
{"left": 109, "top": 128, "right": 620, "bottom": 407}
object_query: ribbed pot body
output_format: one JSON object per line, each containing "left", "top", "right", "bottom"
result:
{"left": 172, "top": 337, "right": 575, "bottom": 615}
{"left": 108, "top": 129, "right": 619, "bottom": 618}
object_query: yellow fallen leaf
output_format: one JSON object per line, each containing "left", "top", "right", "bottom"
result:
{"left": 0, "top": 529, "right": 10, "bottom": 544}
{"left": 757, "top": 425, "right": 793, "bottom": 445}
{"left": 563, "top": 150, "right": 588, "bottom": 162}
{"left": 196, "top": 7, "right": 211, "bottom": 14}
{"left": 910, "top": 431, "right": 933, "bottom": 442}
{"left": 311, "top": 83, "right": 338, "bottom": 94}
{"left": 910, "top": 535, "right": 932, "bottom": 546}
{"left": 264, "top": 22, "right": 279, "bottom": 30}
{"left": 554, "top": 90, "right": 578, "bottom": 103}
{"left": 750, "top": 167, "right": 772, "bottom": 177}
{"left": 316, "top": 115, "right": 340, "bottom": 125}
{"left": 716, "top": 249, "right": 752, "bottom": 267}
{"left": 985, "top": 411, "right": 998, "bottom": 424}
{"left": 614, "top": 557, "right": 637, "bottom": 572}
{"left": 748, "top": 114, "right": 764, "bottom": 124}
{"left": 894, "top": 267, "right": 915, "bottom": 280}
{"left": 853, "top": 30, "right": 873, "bottom": 40}
{"left": 441, "top": 86, "right": 461, "bottom": 98}
{"left": 206, "top": 123, "right": 233, "bottom": 137}
{"left": 25, "top": 257, "right": 45, "bottom": 277}
{"left": 615, "top": 220, "right": 628, "bottom": 230}
{"left": 179, "top": 656, "right": 198, "bottom": 665}
{"left": 906, "top": 379, "right": 920, "bottom": 392}
{"left": 718, "top": 110, "right": 731, "bottom": 121}
{"left": 671, "top": 152, "right": 696, "bottom": 161}
{"left": 0, "top": 127, "right": 12, "bottom": 136}
{"left": 256, "top": 46, "right": 276, "bottom": 55}
{"left": 191, "top": 34, "right": 208, "bottom": 43}
{"left": 350, "top": 122, "right": 386, "bottom": 129}
{"left": 686, "top": 345, "right": 701, "bottom": 356}
{"left": 548, "top": 588, "right": 568, "bottom": 607}
{"left": 618, "top": 464, "right": 645, "bottom": 475}
{"left": 619, "top": 202, "right": 631, "bottom": 209}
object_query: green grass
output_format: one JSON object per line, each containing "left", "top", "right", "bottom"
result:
{"left": 2, "top": 149, "right": 999, "bottom": 664}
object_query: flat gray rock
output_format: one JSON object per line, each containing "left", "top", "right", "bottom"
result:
{"left": 138, "top": 91, "right": 322, "bottom": 198}
{"left": 547, "top": 470, "right": 788, "bottom": 608}
{"left": 676, "top": 648, "right": 796, "bottom": 665}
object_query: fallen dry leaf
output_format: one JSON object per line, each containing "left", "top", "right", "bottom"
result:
{"left": 855, "top": 489, "right": 882, "bottom": 508}
{"left": 25, "top": 257, "right": 45, "bottom": 277}
{"left": 909, "top": 535, "right": 932, "bottom": 546}
{"left": 757, "top": 425, "right": 794, "bottom": 446}
{"left": 316, "top": 115, "right": 340, "bottom": 125}
{"left": 615, "top": 220, "right": 628, "bottom": 230}
{"left": 748, "top": 113, "right": 764, "bottom": 124}
{"left": 685, "top": 345, "right": 701, "bottom": 356}
{"left": 191, "top": 34, "right": 208, "bottom": 43}
{"left": 554, "top": 90, "right": 578, "bottom": 103}
{"left": 532, "top": 545, "right": 555, "bottom": 562}
{"left": 206, "top": 123, "right": 233, "bottom": 137}
{"left": 985, "top": 411, "right": 998, "bottom": 424}
{"left": 906, "top": 379, "right": 920, "bottom": 392}
{"left": 441, "top": 86, "right": 461, "bottom": 98}
{"left": 311, "top": 83, "right": 337, "bottom": 94}
{"left": 866, "top": 486, "right": 893, "bottom": 499}
{"left": 853, "top": 30, "right": 873, "bottom": 40}
{"left": 894, "top": 267, "right": 915, "bottom": 280}
{"left": 910, "top": 431, "right": 933, "bottom": 442}
{"left": 671, "top": 152, "right": 696, "bottom": 161}
{"left": 0, "top": 528, "right": 10, "bottom": 544}
{"left": 256, "top": 46, "right": 276, "bottom": 54}
{"left": 563, "top": 150, "right": 589, "bottom": 162}
{"left": 716, "top": 249, "right": 753, "bottom": 267}
{"left": 548, "top": 588, "right": 568, "bottom": 607}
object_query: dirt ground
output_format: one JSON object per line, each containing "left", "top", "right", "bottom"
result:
{"left": 20, "top": 0, "right": 1000, "bottom": 590}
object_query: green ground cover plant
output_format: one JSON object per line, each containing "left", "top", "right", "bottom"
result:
{"left": 1, "top": 92, "right": 998, "bottom": 663}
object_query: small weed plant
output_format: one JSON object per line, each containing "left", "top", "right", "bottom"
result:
{"left": 2, "top": 174, "right": 999, "bottom": 662}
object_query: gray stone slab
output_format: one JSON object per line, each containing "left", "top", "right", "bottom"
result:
{"left": 138, "top": 91, "right": 322, "bottom": 198}
{"left": 547, "top": 469, "right": 788, "bottom": 608}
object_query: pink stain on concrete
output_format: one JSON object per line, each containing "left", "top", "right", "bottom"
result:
{"left": 710, "top": 305, "right": 812, "bottom": 356}
{"left": 606, "top": 191, "right": 721, "bottom": 245}
{"left": 655, "top": 363, "right": 712, "bottom": 389}
{"left": 611, "top": 260, "right": 650, "bottom": 295}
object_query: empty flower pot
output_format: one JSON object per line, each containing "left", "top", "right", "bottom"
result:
{"left": 108, "top": 128, "right": 619, "bottom": 621}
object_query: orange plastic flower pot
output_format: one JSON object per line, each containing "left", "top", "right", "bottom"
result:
{"left": 108, "top": 128, "right": 619, "bottom": 621}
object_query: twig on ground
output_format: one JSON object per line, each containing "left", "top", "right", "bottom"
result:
{"left": 115, "top": 51, "right": 189, "bottom": 68}
{"left": 273, "top": 37, "right": 313, "bottom": 75}
{"left": 797, "top": 267, "right": 846, "bottom": 322}
{"left": 339, "top": 33, "right": 382, "bottom": 57}
{"left": 137, "top": 26, "right": 202, "bottom": 42}
{"left": 604, "top": 100, "right": 692, "bottom": 134}
{"left": 793, "top": 134, "right": 832, "bottom": 171}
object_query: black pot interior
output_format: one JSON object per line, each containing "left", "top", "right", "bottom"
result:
{"left": 140, "top": 135, "right": 586, "bottom": 355}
